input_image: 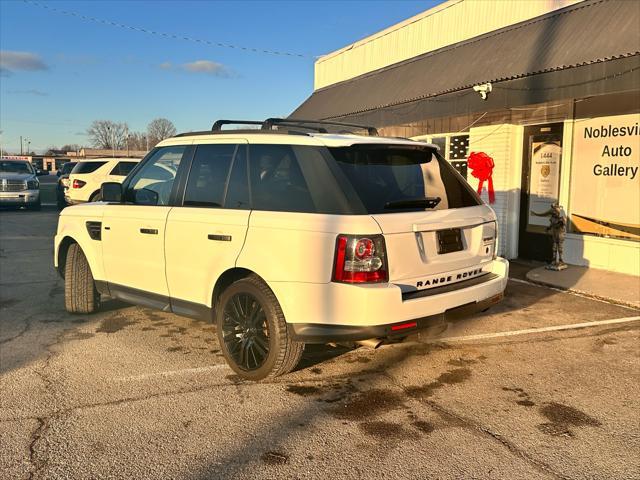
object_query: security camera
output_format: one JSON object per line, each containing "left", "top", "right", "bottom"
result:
{"left": 473, "top": 83, "right": 492, "bottom": 100}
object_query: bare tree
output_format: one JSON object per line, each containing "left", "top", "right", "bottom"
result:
{"left": 87, "top": 120, "right": 129, "bottom": 149}
{"left": 147, "top": 118, "right": 177, "bottom": 147}
{"left": 127, "top": 131, "right": 149, "bottom": 151}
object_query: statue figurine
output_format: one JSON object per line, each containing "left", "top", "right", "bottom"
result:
{"left": 531, "top": 203, "right": 567, "bottom": 271}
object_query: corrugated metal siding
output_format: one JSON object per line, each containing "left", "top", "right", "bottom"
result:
{"left": 293, "top": 0, "right": 640, "bottom": 122}
{"left": 315, "top": 0, "right": 583, "bottom": 89}
{"left": 468, "top": 124, "right": 521, "bottom": 258}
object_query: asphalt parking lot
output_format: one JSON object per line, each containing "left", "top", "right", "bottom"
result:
{"left": 1, "top": 208, "right": 639, "bottom": 480}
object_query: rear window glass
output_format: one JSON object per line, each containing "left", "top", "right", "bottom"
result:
{"left": 329, "top": 145, "right": 480, "bottom": 214}
{"left": 248, "top": 145, "right": 353, "bottom": 214}
{"left": 72, "top": 161, "right": 107, "bottom": 174}
{"left": 110, "top": 161, "right": 137, "bottom": 176}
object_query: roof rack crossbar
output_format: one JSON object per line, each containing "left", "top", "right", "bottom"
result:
{"left": 263, "top": 118, "right": 378, "bottom": 136}
{"left": 212, "top": 120, "right": 263, "bottom": 131}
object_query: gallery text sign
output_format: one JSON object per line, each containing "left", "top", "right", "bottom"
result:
{"left": 570, "top": 113, "right": 640, "bottom": 240}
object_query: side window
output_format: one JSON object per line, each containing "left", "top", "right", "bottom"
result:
{"left": 110, "top": 161, "right": 138, "bottom": 177}
{"left": 183, "top": 144, "right": 235, "bottom": 208}
{"left": 126, "top": 146, "right": 186, "bottom": 205}
{"left": 248, "top": 144, "right": 315, "bottom": 213}
{"left": 224, "top": 145, "right": 250, "bottom": 210}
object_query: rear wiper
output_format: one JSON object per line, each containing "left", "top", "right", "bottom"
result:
{"left": 384, "top": 197, "right": 441, "bottom": 210}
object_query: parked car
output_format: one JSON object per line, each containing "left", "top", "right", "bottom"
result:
{"left": 54, "top": 119, "right": 508, "bottom": 380}
{"left": 65, "top": 157, "right": 140, "bottom": 205}
{"left": 0, "top": 159, "right": 41, "bottom": 210}
{"left": 56, "top": 161, "right": 77, "bottom": 209}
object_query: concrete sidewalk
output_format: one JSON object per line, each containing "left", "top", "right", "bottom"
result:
{"left": 526, "top": 264, "right": 640, "bottom": 309}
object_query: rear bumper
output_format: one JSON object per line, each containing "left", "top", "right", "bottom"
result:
{"left": 290, "top": 291, "right": 504, "bottom": 343}
{"left": 272, "top": 257, "right": 509, "bottom": 343}
{"left": 0, "top": 190, "right": 40, "bottom": 205}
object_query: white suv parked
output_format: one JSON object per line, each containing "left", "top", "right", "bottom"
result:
{"left": 65, "top": 157, "right": 140, "bottom": 205}
{"left": 54, "top": 119, "right": 508, "bottom": 380}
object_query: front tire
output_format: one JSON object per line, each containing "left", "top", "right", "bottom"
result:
{"left": 216, "top": 274, "right": 304, "bottom": 381}
{"left": 64, "top": 243, "right": 100, "bottom": 313}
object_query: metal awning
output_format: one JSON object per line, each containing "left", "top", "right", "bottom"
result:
{"left": 290, "top": 0, "right": 640, "bottom": 126}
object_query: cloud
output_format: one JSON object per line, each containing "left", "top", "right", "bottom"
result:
{"left": 159, "top": 59, "right": 231, "bottom": 77}
{"left": 182, "top": 60, "right": 228, "bottom": 76}
{"left": 7, "top": 89, "right": 48, "bottom": 97}
{"left": 0, "top": 51, "right": 49, "bottom": 75}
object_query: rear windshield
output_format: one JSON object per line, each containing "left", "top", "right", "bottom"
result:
{"left": 0, "top": 161, "right": 33, "bottom": 174}
{"left": 72, "top": 161, "right": 107, "bottom": 174}
{"left": 329, "top": 145, "right": 481, "bottom": 214}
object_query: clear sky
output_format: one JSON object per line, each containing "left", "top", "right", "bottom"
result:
{"left": 0, "top": 0, "right": 439, "bottom": 153}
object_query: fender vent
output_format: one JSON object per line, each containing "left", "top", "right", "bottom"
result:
{"left": 86, "top": 221, "right": 102, "bottom": 240}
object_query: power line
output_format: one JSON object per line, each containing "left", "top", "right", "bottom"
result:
{"left": 23, "top": 0, "right": 312, "bottom": 59}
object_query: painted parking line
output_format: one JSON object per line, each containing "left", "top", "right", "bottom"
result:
{"left": 117, "top": 364, "right": 229, "bottom": 382}
{"left": 429, "top": 315, "right": 640, "bottom": 344}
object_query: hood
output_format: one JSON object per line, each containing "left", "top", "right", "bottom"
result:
{"left": 0, "top": 173, "right": 35, "bottom": 181}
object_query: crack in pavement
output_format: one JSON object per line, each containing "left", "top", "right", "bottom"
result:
{"left": 381, "top": 371, "right": 569, "bottom": 480}
{"left": 0, "top": 315, "right": 33, "bottom": 345}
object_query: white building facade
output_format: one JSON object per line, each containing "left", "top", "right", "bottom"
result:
{"left": 292, "top": 0, "right": 640, "bottom": 275}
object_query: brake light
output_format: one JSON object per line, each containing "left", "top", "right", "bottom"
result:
{"left": 332, "top": 234, "right": 388, "bottom": 284}
{"left": 72, "top": 179, "right": 86, "bottom": 189}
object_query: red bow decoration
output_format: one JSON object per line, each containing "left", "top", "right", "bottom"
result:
{"left": 467, "top": 151, "right": 495, "bottom": 204}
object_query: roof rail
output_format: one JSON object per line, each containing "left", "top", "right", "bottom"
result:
{"left": 211, "top": 120, "right": 263, "bottom": 131}
{"left": 264, "top": 118, "right": 378, "bottom": 136}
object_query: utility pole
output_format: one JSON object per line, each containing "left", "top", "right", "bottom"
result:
{"left": 20, "top": 135, "right": 23, "bottom": 155}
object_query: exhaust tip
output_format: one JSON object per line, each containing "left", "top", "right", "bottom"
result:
{"left": 355, "top": 338, "right": 383, "bottom": 349}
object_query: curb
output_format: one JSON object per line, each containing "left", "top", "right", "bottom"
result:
{"left": 524, "top": 274, "right": 640, "bottom": 310}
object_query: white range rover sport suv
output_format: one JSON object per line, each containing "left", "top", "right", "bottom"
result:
{"left": 54, "top": 119, "right": 508, "bottom": 380}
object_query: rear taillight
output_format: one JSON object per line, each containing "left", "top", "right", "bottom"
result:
{"left": 72, "top": 179, "right": 86, "bottom": 189}
{"left": 332, "top": 234, "right": 388, "bottom": 284}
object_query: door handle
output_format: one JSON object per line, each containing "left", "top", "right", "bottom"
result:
{"left": 140, "top": 228, "right": 158, "bottom": 235}
{"left": 208, "top": 234, "right": 232, "bottom": 242}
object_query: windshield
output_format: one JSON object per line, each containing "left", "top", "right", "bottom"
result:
{"left": 0, "top": 161, "right": 34, "bottom": 174}
{"left": 329, "top": 145, "right": 481, "bottom": 214}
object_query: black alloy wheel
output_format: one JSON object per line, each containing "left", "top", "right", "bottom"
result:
{"left": 215, "top": 274, "right": 304, "bottom": 380}
{"left": 222, "top": 293, "right": 270, "bottom": 371}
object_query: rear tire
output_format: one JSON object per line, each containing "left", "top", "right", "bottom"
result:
{"left": 64, "top": 243, "right": 100, "bottom": 313}
{"left": 216, "top": 274, "right": 304, "bottom": 381}
{"left": 89, "top": 191, "right": 102, "bottom": 202}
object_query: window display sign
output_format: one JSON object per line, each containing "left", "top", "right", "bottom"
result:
{"left": 528, "top": 140, "right": 561, "bottom": 228}
{"left": 570, "top": 113, "right": 640, "bottom": 240}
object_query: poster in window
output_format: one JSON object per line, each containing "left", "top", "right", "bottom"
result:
{"left": 528, "top": 140, "right": 561, "bottom": 230}
{"left": 570, "top": 113, "right": 640, "bottom": 240}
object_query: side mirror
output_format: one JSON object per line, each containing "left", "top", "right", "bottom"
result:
{"left": 56, "top": 170, "right": 62, "bottom": 177}
{"left": 101, "top": 182, "right": 123, "bottom": 203}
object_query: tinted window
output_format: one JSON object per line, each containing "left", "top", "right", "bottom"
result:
{"left": 249, "top": 145, "right": 315, "bottom": 213}
{"left": 110, "top": 161, "right": 138, "bottom": 176}
{"left": 329, "top": 145, "right": 480, "bottom": 214}
{"left": 224, "top": 145, "right": 250, "bottom": 210}
{"left": 61, "top": 162, "right": 76, "bottom": 175}
{"left": 127, "top": 147, "right": 185, "bottom": 205}
{"left": 184, "top": 144, "right": 235, "bottom": 207}
{"left": 72, "top": 161, "right": 107, "bottom": 174}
